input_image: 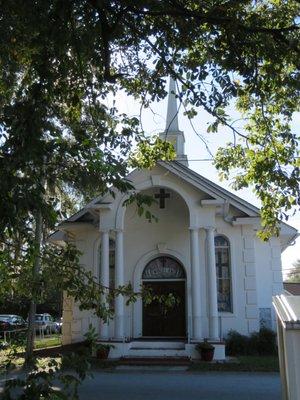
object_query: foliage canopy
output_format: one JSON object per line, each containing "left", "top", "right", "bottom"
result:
{"left": 285, "top": 259, "right": 300, "bottom": 283}
{"left": 0, "top": 0, "right": 299, "bottom": 239}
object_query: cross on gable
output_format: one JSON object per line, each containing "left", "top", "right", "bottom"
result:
{"left": 155, "top": 189, "right": 170, "bottom": 209}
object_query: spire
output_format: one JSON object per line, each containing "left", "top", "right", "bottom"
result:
{"left": 165, "top": 77, "right": 179, "bottom": 132}
{"left": 159, "top": 76, "right": 189, "bottom": 167}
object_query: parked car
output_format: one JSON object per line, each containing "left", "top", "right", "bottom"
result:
{"left": 0, "top": 315, "right": 27, "bottom": 333}
{"left": 35, "top": 313, "right": 58, "bottom": 334}
{"left": 55, "top": 317, "right": 63, "bottom": 333}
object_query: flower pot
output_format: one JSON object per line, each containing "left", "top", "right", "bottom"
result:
{"left": 96, "top": 347, "right": 110, "bottom": 359}
{"left": 201, "top": 348, "right": 214, "bottom": 362}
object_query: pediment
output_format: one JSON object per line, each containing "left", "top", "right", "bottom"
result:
{"left": 53, "top": 161, "right": 297, "bottom": 250}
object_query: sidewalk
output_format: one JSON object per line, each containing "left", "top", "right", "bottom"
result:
{"left": 78, "top": 370, "right": 281, "bottom": 400}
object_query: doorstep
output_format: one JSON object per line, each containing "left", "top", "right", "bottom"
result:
{"left": 119, "top": 356, "right": 191, "bottom": 366}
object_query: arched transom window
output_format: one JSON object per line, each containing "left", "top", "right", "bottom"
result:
{"left": 215, "top": 236, "right": 232, "bottom": 312}
{"left": 142, "top": 257, "right": 185, "bottom": 280}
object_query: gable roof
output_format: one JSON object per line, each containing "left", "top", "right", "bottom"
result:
{"left": 67, "top": 160, "right": 259, "bottom": 221}
{"left": 159, "top": 160, "right": 260, "bottom": 217}
{"left": 52, "top": 160, "right": 297, "bottom": 249}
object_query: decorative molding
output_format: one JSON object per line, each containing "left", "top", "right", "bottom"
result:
{"left": 59, "top": 222, "right": 95, "bottom": 234}
{"left": 151, "top": 175, "right": 161, "bottom": 186}
{"left": 203, "top": 226, "right": 216, "bottom": 232}
{"left": 157, "top": 242, "right": 167, "bottom": 253}
{"left": 113, "top": 228, "right": 124, "bottom": 234}
{"left": 189, "top": 226, "right": 200, "bottom": 231}
{"left": 201, "top": 199, "right": 224, "bottom": 206}
{"left": 232, "top": 217, "right": 261, "bottom": 226}
{"left": 88, "top": 204, "right": 113, "bottom": 210}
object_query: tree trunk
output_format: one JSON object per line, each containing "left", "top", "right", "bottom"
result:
{"left": 25, "top": 209, "right": 43, "bottom": 365}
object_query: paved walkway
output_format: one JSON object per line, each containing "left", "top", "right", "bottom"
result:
{"left": 78, "top": 370, "right": 281, "bottom": 400}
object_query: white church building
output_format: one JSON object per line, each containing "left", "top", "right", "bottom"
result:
{"left": 52, "top": 80, "right": 298, "bottom": 360}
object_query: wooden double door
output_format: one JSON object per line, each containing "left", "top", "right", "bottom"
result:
{"left": 142, "top": 281, "right": 186, "bottom": 337}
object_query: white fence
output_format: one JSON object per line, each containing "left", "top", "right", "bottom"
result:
{"left": 1, "top": 324, "right": 60, "bottom": 344}
{"left": 2, "top": 328, "right": 27, "bottom": 343}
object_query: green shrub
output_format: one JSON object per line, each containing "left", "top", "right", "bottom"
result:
{"left": 249, "top": 328, "right": 277, "bottom": 355}
{"left": 225, "top": 330, "right": 250, "bottom": 356}
{"left": 225, "top": 328, "right": 277, "bottom": 356}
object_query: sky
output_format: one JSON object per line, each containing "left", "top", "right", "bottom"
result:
{"left": 113, "top": 83, "right": 300, "bottom": 278}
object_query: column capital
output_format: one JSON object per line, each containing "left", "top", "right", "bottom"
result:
{"left": 99, "top": 228, "right": 110, "bottom": 234}
{"left": 114, "top": 228, "right": 124, "bottom": 234}
{"left": 204, "top": 226, "right": 216, "bottom": 233}
{"left": 189, "top": 226, "right": 200, "bottom": 232}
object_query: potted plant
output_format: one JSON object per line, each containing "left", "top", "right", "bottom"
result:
{"left": 83, "top": 324, "right": 114, "bottom": 359}
{"left": 83, "top": 324, "right": 98, "bottom": 355}
{"left": 196, "top": 339, "right": 215, "bottom": 362}
{"left": 96, "top": 343, "right": 114, "bottom": 360}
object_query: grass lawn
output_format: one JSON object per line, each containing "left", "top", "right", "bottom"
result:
{"left": 0, "top": 335, "right": 62, "bottom": 371}
{"left": 34, "top": 334, "right": 62, "bottom": 349}
{"left": 1, "top": 336, "right": 279, "bottom": 374}
{"left": 189, "top": 355, "right": 279, "bottom": 372}
{"left": 90, "top": 354, "right": 279, "bottom": 373}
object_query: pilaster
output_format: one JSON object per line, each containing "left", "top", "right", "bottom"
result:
{"left": 205, "top": 227, "right": 219, "bottom": 340}
{"left": 269, "top": 237, "right": 283, "bottom": 295}
{"left": 62, "top": 293, "right": 74, "bottom": 345}
{"left": 242, "top": 226, "right": 259, "bottom": 333}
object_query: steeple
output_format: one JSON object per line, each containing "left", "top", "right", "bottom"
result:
{"left": 165, "top": 77, "right": 179, "bottom": 132}
{"left": 160, "top": 77, "right": 188, "bottom": 167}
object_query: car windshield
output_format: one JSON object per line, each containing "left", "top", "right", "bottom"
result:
{"left": 0, "top": 316, "right": 12, "bottom": 321}
{"left": 35, "top": 315, "right": 43, "bottom": 321}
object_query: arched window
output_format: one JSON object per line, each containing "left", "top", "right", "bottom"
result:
{"left": 215, "top": 236, "right": 232, "bottom": 312}
{"left": 142, "top": 256, "right": 185, "bottom": 280}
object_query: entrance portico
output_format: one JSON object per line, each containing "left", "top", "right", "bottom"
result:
{"left": 97, "top": 180, "right": 221, "bottom": 346}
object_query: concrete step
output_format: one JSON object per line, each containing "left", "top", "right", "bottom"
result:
{"left": 128, "top": 348, "right": 187, "bottom": 357}
{"left": 120, "top": 356, "right": 191, "bottom": 366}
{"left": 129, "top": 341, "right": 186, "bottom": 350}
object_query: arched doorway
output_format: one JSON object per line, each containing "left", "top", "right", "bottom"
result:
{"left": 142, "top": 256, "right": 186, "bottom": 337}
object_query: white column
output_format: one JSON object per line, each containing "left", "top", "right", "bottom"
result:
{"left": 206, "top": 227, "right": 219, "bottom": 340}
{"left": 114, "top": 229, "right": 124, "bottom": 339}
{"left": 190, "top": 228, "right": 202, "bottom": 340}
{"left": 100, "top": 230, "right": 110, "bottom": 340}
